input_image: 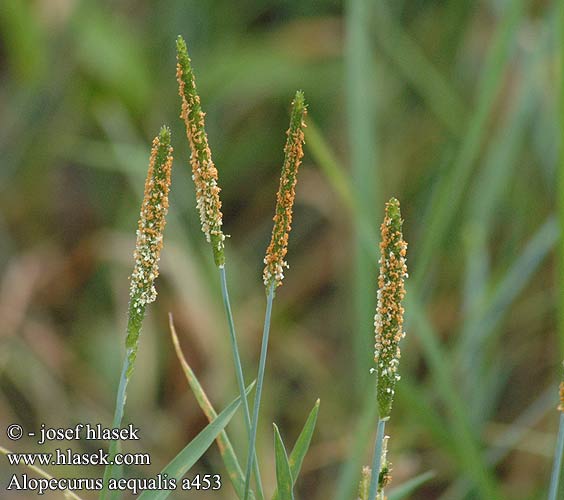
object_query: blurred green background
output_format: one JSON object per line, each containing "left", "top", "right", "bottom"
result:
{"left": 0, "top": 0, "right": 562, "bottom": 498}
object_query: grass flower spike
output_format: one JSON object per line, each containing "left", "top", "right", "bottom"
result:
{"left": 373, "top": 197, "right": 408, "bottom": 418}
{"left": 126, "top": 126, "right": 173, "bottom": 373}
{"left": 177, "top": 36, "right": 265, "bottom": 498}
{"left": 367, "top": 198, "right": 407, "bottom": 500}
{"left": 102, "top": 126, "right": 172, "bottom": 498}
{"left": 263, "top": 90, "right": 307, "bottom": 290}
{"left": 176, "top": 35, "right": 225, "bottom": 266}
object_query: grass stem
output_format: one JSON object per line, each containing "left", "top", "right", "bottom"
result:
{"left": 244, "top": 283, "right": 275, "bottom": 500}
{"left": 219, "top": 265, "right": 264, "bottom": 500}
{"left": 367, "top": 417, "right": 387, "bottom": 500}
{"left": 100, "top": 354, "right": 130, "bottom": 499}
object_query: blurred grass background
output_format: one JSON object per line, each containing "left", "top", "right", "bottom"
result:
{"left": 0, "top": 0, "right": 562, "bottom": 498}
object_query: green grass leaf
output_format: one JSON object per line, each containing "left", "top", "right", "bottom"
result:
{"left": 273, "top": 424, "right": 294, "bottom": 500}
{"left": 272, "top": 399, "right": 320, "bottom": 500}
{"left": 169, "top": 314, "right": 254, "bottom": 499}
{"left": 288, "top": 399, "right": 320, "bottom": 482}
{"left": 412, "top": 0, "right": 526, "bottom": 288}
{"left": 406, "top": 297, "right": 500, "bottom": 498}
{"left": 373, "top": 3, "right": 466, "bottom": 136}
{"left": 0, "top": 445, "right": 84, "bottom": 500}
{"left": 388, "top": 471, "right": 435, "bottom": 500}
{"left": 138, "top": 383, "right": 253, "bottom": 500}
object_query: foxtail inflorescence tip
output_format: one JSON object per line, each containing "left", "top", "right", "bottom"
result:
{"left": 176, "top": 36, "right": 225, "bottom": 266}
{"left": 263, "top": 91, "right": 307, "bottom": 290}
{"left": 126, "top": 127, "right": 173, "bottom": 365}
{"left": 373, "top": 197, "right": 408, "bottom": 418}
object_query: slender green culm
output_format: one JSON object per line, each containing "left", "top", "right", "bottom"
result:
{"left": 368, "top": 198, "right": 407, "bottom": 500}
{"left": 263, "top": 90, "right": 307, "bottom": 290}
{"left": 548, "top": 374, "right": 564, "bottom": 500}
{"left": 176, "top": 35, "right": 225, "bottom": 266}
{"left": 244, "top": 91, "right": 307, "bottom": 500}
{"left": 219, "top": 266, "right": 265, "bottom": 500}
{"left": 367, "top": 418, "right": 387, "bottom": 500}
{"left": 101, "top": 126, "right": 173, "bottom": 499}
{"left": 244, "top": 284, "right": 274, "bottom": 500}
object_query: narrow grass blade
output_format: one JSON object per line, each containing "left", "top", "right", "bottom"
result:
{"left": 169, "top": 314, "right": 254, "bottom": 499}
{"left": 0, "top": 445, "right": 85, "bottom": 500}
{"left": 138, "top": 383, "right": 252, "bottom": 500}
{"left": 459, "top": 214, "right": 556, "bottom": 428}
{"left": 304, "top": 118, "right": 378, "bottom": 253}
{"left": 548, "top": 412, "right": 564, "bottom": 500}
{"left": 461, "top": 46, "right": 538, "bottom": 317}
{"left": 373, "top": 2, "right": 466, "bottom": 136}
{"left": 407, "top": 297, "right": 502, "bottom": 499}
{"left": 345, "top": 0, "right": 379, "bottom": 388}
{"left": 272, "top": 399, "right": 320, "bottom": 500}
{"left": 273, "top": 424, "right": 294, "bottom": 500}
{"left": 388, "top": 471, "right": 435, "bottom": 500}
{"left": 458, "top": 217, "right": 558, "bottom": 364}
{"left": 439, "top": 385, "right": 556, "bottom": 500}
{"left": 413, "top": 0, "right": 525, "bottom": 287}
{"left": 287, "top": 399, "right": 320, "bottom": 483}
